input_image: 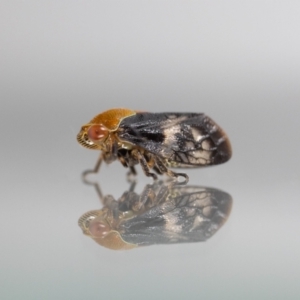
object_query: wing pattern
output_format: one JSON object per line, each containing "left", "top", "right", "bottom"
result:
{"left": 118, "top": 185, "right": 232, "bottom": 245}
{"left": 118, "top": 113, "right": 231, "bottom": 167}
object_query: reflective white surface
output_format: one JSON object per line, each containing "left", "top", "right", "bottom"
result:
{"left": 1, "top": 2, "right": 300, "bottom": 299}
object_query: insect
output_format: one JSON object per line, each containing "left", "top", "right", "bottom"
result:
{"left": 78, "top": 181, "right": 233, "bottom": 250}
{"left": 77, "top": 108, "right": 232, "bottom": 183}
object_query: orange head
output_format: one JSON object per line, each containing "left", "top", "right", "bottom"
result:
{"left": 76, "top": 108, "right": 136, "bottom": 150}
{"left": 78, "top": 209, "right": 136, "bottom": 250}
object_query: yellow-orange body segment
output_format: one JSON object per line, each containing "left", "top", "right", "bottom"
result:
{"left": 92, "top": 231, "right": 137, "bottom": 250}
{"left": 89, "top": 108, "right": 136, "bottom": 131}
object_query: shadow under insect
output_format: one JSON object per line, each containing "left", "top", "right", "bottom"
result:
{"left": 79, "top": 178, "right": 233, "bottom": 250}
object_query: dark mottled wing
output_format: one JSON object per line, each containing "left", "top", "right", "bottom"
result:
{"left": 118, "top": 186, "right": 232, "bottom": 246}
{"left": 118, "top": 113, "right": 232, "bottom": 167}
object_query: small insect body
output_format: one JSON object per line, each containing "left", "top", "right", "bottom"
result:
{"left": 78, "top": 183, "right": 233, "bottom": 250}
{"left": 77, "top": 108, "right": 232, "bottom": 182}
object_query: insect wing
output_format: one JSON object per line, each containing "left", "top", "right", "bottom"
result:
{"left": 78, "top": 183, "right": 232, "bottom": 249}
{"left": 118, "top": 186, "right": 232, "bottom": 246}
{"left": 118, "top": 113, "right": 231, "bottom": 167}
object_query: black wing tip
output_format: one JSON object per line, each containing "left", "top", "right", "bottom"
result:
{"left": 213, "top": 135, "right": 232, "bottom": 165}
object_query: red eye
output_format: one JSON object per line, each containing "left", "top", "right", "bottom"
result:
{"left": 89, "top": 221, "right": 110, "bottom": 238}
{"left": 87, "top": 125, "right": 108, "bottom": 141}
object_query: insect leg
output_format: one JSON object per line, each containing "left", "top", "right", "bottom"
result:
{"left": 153, "top": 165, "right": 163, "bottom": 175}
{"left": 154, "top": 156, "right": 189, "bottom": 184}
{"left": 128, "top": 179, "right": 137, "bottom": 192}
{"left": 118, "top": 155, "right": 128, "bottom": 167}
{"left": 126, "top": 166, "right": 137, "bottom": 183}
{"left": 93, "top": 154, "right": 103, "bottom": 172}
{"left": 82, "top": 154, "right": 103, "bottom": 184}
{"left": 134, "top": 150, "right": 158, "bottom": 180}
{"left": 129, "top": 166, "right": 137, "bottom": 175}
{"left": 167, "top": 170, "right": 189, "bottom": 185}
{"left": 137, "top": 184, "right": 157, "bottom": 209}
{"left": 117, "top": 150, "right": 138, "bottom": 181}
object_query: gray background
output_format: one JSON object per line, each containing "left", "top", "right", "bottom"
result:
{"left": 1, "top": 1, "right": 300, "bottom": 299}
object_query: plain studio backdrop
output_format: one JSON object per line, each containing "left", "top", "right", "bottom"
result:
{"left": 1, "top": 2, "right": 300, "bottom": 300}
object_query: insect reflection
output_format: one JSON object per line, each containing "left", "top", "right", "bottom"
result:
{"left": 78, "top": 178, "right": 232, "bottom": 250}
